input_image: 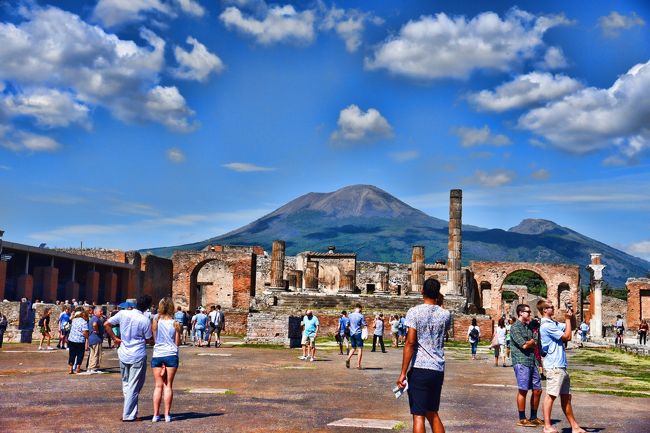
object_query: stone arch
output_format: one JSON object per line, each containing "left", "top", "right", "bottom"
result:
{"left": 193, "top": 260, "right": 234, "bottom": 309}
{"left": 171, "top": 250, "right": 256, "bottom": 312}
{"left": 470, "top": 261, "right": 580, "bottom": 320}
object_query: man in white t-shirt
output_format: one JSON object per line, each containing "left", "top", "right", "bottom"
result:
{"left": 105, "top": 295, "right": 153, "bottom": 422}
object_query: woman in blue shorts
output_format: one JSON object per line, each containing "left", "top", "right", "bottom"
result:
{"left": 151, "top": 297, "right": 181, "bottom": 423}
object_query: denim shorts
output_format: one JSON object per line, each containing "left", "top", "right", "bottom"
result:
{"left": 350, "top": 334, "right": 363, "bottom": 348}
{"left": 513, "top": 364, "right": 542, "bottom": 391}
{"left": 151, "top": 355, "right": 179, "bottom": 368}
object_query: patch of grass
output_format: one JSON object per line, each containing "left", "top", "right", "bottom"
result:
{"left": 392, "top": 421, "right": 406, "bottom": 431}
{"left": 236, "top": 343, "right": 286, "bottom": 350}
{"left": 224, "top": 390, "right": 236, "bottom": 395}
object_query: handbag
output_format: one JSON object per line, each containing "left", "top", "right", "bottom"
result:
{"left": 490, "top": 332, "right": 499, "bottom": 348}
{"left": 361, "top": 326, "right": 368, "bottom": 340}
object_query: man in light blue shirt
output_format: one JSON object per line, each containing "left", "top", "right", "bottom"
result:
{"left": 346, "top": 304, "right": 367, "bottom": 369}
{"left": 300, "top": 310, "right": 319, "bottom": 361}
{"left": 538, "top": 300, "right": 586, "bottom": 433}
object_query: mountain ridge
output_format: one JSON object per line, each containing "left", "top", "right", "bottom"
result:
{"left": 141, "top": 185, "right": 649, "bottom": 287}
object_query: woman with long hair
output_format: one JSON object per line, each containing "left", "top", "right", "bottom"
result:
{"left": 467, "top": 318, "right": 480, "bottom": 360}
{"left": 151, "top": 297, "right": 181, "bottom": 423}
{"left": 67, "top": 307, "right": 89, "bottom": 374}
{"left": 494, "top": 317, "right": 507, "bottom": 367}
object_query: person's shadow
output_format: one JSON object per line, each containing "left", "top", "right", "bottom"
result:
{"left": 560, "top": 427, "right": 604, "bottom": 432}
{"left": 167, "top": 412, "right": 224, "bottom": 421}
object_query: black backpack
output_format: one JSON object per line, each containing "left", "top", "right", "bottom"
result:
{"left": 469, "top": 327, "right": 479, "bottom": 341}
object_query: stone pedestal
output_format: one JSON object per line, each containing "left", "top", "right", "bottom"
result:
{"left": 86, "top": 271, "right": 100, "bottom": 304}
{"left": 65, "top": 281, "right": 80, "bottom": 301}
{"left": 587, "top": 253, "right": 605, "bottom": 340}
{"left": 103, "top": 272, "right": 118, "bottom": 304}
{"left": 0, "top": 261, "right": 6, "bottom": 300}
{"left": 42, "top": 267, "right": 59, "bottom": 303}
{"left": 446, "top": 189, "right": 462, "bottom": 296}
{"left": 17, "top": 274, "right": 34, "bottom": 300}
{"left": 270, "top": 240, "right": 286, "bottom": 290}
{"left": 410, "top": 246, "right": 425, "bottom": 296}
{"left": 304, "top": 262, "right": 319, "bottom": 292}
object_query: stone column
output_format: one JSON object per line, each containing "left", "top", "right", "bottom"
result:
{"left": 294, "top": 270, "right": 303, "bottom": 290}
{"left": 410, "top": 246, "right": 425, "bottom": 295}
{"left": 446, "top": 189, "right": 462, "bottom": 295}
{"left": 304, "top": 261, "right": 319, "bottom": 292}
{"left": 270, "top": 240, "right": 286, "bottom": 290}
{"left": 103, "top": 272, "right": 118, "bottom": 304}
{"left": 42, "top": 267, "right": 59, "bottom": 303}
{"left": 0, "top": 260, "right": 6, "bottom": 301}
{"left": 376, "top": 264, "right": 389, "bottom": 293}
{"left": 86, "top": 270, "right": 100, "bottom": 304}
{"left": 587, "top": 253, "right": 605, "bottom": 340}
{"left": 288, "top": 272, "right": 298, "bottom": 291}
{"left": 65, "top": 281, "right": 79, "bottom": 302}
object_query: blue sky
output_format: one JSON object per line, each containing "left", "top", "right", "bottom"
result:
{"left": 1, "top": 0, "right": 649, "bottom": 262}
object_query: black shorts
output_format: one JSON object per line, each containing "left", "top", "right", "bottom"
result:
{"left": 407, "top": 368, "right": 444, "bottom": 415}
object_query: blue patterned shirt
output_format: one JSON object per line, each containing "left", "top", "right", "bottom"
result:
{"left": 405, "top": 304, "right": 451, "bottom": 371}
{"left": 68, "top": 317, "right": 88, "bottom": 343}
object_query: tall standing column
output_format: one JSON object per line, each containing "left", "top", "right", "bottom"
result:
{"left": 0, "top": 260, "right": 6, "bottom": 301}
{"left": 294, "top": 270, "right": 303, "bottom": 290}
{"left": 270, "top": 240, "right": 286, "bottom": 289}
{"left": 304, "top": 261, "right": 319, "bottom": 292}
{"left": 42, "top": 266, "right": 59, "bottom": 303}
{"left": 376, "top": 264, "right": 389, "bottom": 293}
{"left": 86, "top": 270, "right": 100, "bottom": 304}
{"left": 410, "top": 246, "right": 425, "bottom": 296}
{"left": 587, "top": 253, "right": 605, "bottom": 340}
{"left": 447, "top": 189, "right": 463, "bottom": 295}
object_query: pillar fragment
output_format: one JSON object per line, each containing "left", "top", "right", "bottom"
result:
{"left": 294, "top": 270, "right": 303, "bottom": 290}
{"left": 17, "top": 274, "right": 34, "bottom": 301}
{"left": 304, "top": 262, "right": 319, "bottom": 292}
{"left": 410, "top": 246, "right": 425, "bottom": 295}
{"left": 42, "top": 267, "right": 59, "bottom": 303}
{"left": 86, "top": 270, "right": 100, "bottom": 304}
{"left": 288, "top": 272, "right": 297, "bottom": 291}
{"left": 446, "top": 189, "right": 463, "bottom": 295}
{"left": 0, "top": 261, "right": 6, "bottom": 300}
{"left": 103, "top": 272, "right": 118, "bottom": 304}
{"left": 270, "top": 240, "right": 286, "bottom": 289}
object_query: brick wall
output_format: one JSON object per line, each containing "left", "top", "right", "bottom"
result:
{"left": 452, "top": 314, "right": 494, "bottom": 341}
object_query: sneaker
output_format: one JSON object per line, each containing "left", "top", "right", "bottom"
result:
{"left": 515, "top": 419, "right": 536, "bottom": 427}
{"left": 38, "top": 346, "right": 42, "bottom": 351}
{"left": 345, "top": 359, "right": 350, "bottom": 368}
{"left": 528, "top": 418, "right": 544, "bottom": 426}
{"left": 299, "top": 356, "right": 307, "bottom": 360}
{"left": 47, "top": 346, "right": 55, "bottom": 350}
{"left": 165, "top": 415, "right": 172, "bottom": 423}
{"left": 308, "top": 356, "right": 314, "bottom": 362}
{"left": 152, "top": 416, "right": 160, "bottom": 423}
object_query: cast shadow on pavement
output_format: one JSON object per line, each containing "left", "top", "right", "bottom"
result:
{"left": 171, "top": 412, "right": 224, "bottom": 421}
{"left": 560, "top": 427, "right": 604, "bottom": 432}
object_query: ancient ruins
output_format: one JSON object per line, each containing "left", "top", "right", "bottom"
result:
{"left": 1, "top": 189, "right": 646, "bottom": 344}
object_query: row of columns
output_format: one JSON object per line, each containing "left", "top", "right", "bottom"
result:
{"left": 0, "top": 252, "right": 138, "bottom": 304}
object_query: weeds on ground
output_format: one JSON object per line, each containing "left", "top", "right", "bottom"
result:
{"left": 392, "top": 421, "right": 406, "bottom": 430}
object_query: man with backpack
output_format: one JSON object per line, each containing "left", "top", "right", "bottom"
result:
{"left": 510, "top": 304, "right": 543, "bottom": 427}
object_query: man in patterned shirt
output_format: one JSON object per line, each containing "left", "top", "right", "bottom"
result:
{"left": 510, "top": 303, "right": 543, "bottom": 427}
{"left": 396, "top": 278, "right": 450, "bottom": 433}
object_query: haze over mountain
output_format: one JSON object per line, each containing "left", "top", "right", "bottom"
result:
{"left": 142, "top": 185, "right": 649, "bottom": 287}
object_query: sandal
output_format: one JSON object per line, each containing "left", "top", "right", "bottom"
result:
{"left": 543, "top": 428, "right": 559, "bottom": 433}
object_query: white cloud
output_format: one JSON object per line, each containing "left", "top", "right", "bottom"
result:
{"left": 365, "top": 8, "right": 572, "bottom": 80}
{"left": 93, "top": 0, "right": 204, "bottom": 27}
{"left": 166, "top": 147, "right": 185, "bottom": 162}
{"left": 518, "top": 60, "right": 650, "bottom": 160}
{"left": 469, "top": 72, "right": 583, "bottom": 112}
{"left": 389, "top": 150, "right": 419, "bottom": 162}
{"left": 331, "top": 104, "right": 393, "bottom": 142}
{"left": 598, "top": 11, "right": 645, "bottom": 37}
{"left": 0, "top": 125, "right": 62, "bottom": 152}
{"left": 0, "top": 6, "right": 196, "bottom": 134}
{"left": 173, "top": 37, "right": 224, "bottom": 81}
{"left": 531, "top": 168, "right": 550, "bottom": 180}
{"left": 626, "top": 240, "right": 650, "bottom": 260}
{"left": 542, "top": 46, "right": 568, "bottom": 69}
{"left": 453, "top": 125, "right": 511, "bottom": 147}
{"left": 320, "top": 5, "right": 383, "bottom": 53}
{"left": 220, "top": 4, "right": 315, "bottom": 45}
{"left": 175, "top": 0, "right": 205, "bottom": 17}
{"left": 469, "top": 169, "right": 515, "bottom": 187}
{"left": 222, "top": 162, "right": 276, "bottom": 172}
{"left": 0, "top": 87, "right": 90, "bottom": 129}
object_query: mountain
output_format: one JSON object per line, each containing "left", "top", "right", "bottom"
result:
{"left": 141, "top": 185, "right": 649, "bottom": 288}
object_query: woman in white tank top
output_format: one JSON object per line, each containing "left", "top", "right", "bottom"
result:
{"left": 150, "top": 297, "right": 181, "bottom": 423}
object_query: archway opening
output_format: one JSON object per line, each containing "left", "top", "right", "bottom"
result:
{"left": 190, "top": 259, "right": 234, "bottom": 311}
{"left": 502, "top": 290, "right": 519, "bottom": 318}
{"left": 558, "top": 282, "right": 571, "bottom": 308}
{"left": 503, "top": 270, "right": 547, "bottom": 298}
{"left": 479, "top": 281, "right": 492, "bottom": 309}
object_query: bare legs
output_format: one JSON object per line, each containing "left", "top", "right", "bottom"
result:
{"left": 152, "top": 366, "right": 177, "bottom": 418}
{"left": 346, "top": 347, "right": 363, "bottom": 368}
{"left": 413, "top": 411, "right": 445, "bottom": 433}
{"left": 543, "top": 394, "right": 584, "bottom": 432}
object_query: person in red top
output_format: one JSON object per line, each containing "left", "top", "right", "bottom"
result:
{"left": 639, "top": 319, "right": 648, "bottom": 345}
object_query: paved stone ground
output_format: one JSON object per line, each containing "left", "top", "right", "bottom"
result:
{"left": 0, "top": 339, "right": 648, "bottom": 433}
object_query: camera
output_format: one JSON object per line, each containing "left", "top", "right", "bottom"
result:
{"left": 564, "top": 302, "right": 573, "bottom": 311}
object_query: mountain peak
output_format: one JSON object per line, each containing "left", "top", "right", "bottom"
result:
{"left": 270, "top": 184, "right": 427, "bottom": 219}
{"left": 508, "top": 219, "right": 563, "bottom": 235}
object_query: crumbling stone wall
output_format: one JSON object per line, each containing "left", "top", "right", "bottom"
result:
{"left": 626, "top": 278, "right": 650, "bottom": 331}
{"left": 141, "top": 254, "right": 173, "bottom": 305}
{"left": 55, "top": 248, "right": 127, "bottom": 264}
{"left": 357, "top": 261, "right": 409, "bottom": 295}
{"left": 470, "top": 261, "right": 580, "bottom": 320}
{"left": 452, "top": 314, "right": 494, "bottom": 341}
{"left": 255, "top": 256, "right": 297, "bottom": 292}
